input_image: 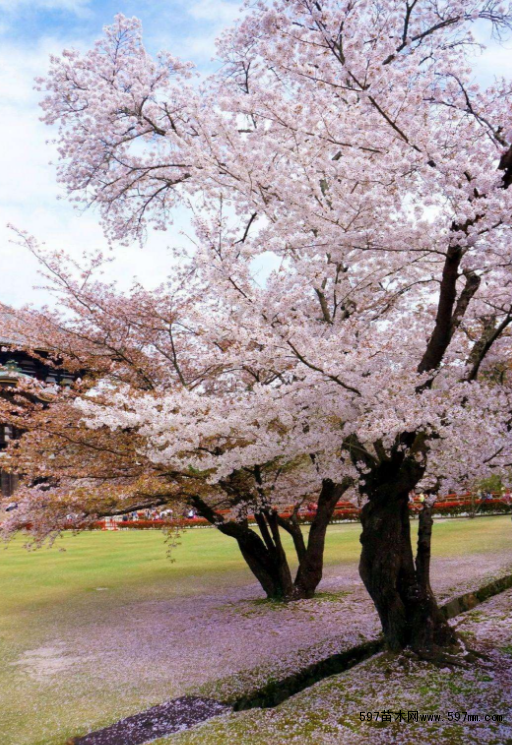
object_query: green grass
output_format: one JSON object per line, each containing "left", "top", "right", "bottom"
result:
{"left": 0, "top": 515, "right": 511, "bottom": 745}
{"left": 1, "top": 516, "right": 510, "bottom": 632}
{"left": 0, "top": 528, "right": 249, "bottom": 635}
{"left": 0, "top": 528, "right": 254, "bottom": 745}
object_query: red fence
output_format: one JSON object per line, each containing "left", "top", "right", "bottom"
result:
{"left": 93, "top": 492, "right": 512, "bottom": 529}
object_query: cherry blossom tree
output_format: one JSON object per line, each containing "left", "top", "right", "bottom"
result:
{"left": 0, "top": 260, "right": 352, "bottom": 601}
{"left": 9, "top": 0, "right": 512, "bottom": 654}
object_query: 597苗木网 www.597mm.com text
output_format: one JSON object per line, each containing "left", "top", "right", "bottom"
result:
{"left": 359, "top": 711, "right": 504, "bottom": 723}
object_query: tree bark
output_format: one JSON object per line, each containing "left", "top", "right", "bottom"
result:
{"left": 293, "top": 479, "right": 348, "bottom": 598}
{"left": 190, "top": 495, "right": 289, "bottom": 598}
{"left": 190, "top": 480, "right": 350, "bottom": 601}
{"left": 416, "top": 501, "right": 434, "bottom": 593}
{"left": 277, "top": 512, "right": 307, "bottom": 563}
{"left": 359, "top": 472, "right": 457, "bottom": 653}
{"left": 265, "top": 509, "right": 295, "bottom": 597}
{"left": 417, "top": 243, "right": 462, "bottom": 374}
{"left": 224, "top": 522, "right": 285, "bottom": 599}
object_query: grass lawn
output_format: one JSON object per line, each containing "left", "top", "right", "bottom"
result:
{"left": 0, "top": 516, "right": 511, "bottom": 745}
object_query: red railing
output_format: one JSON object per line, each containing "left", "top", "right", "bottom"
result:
{"left": 91, "top": 491, "right": 512, "bottom": 529}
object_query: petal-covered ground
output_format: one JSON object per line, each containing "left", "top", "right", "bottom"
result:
{"left": 159, "top": 590, "right": 512, "bottom": 745}
{"left": 1, "top": 517, "right": 511, "bottom": 745}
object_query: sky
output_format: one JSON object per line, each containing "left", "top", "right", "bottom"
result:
{"left": 0, "top": 1, "right": 511, "bottom": 309}
{"left": 0, "top": 0, "right": 242, "bottom": 308}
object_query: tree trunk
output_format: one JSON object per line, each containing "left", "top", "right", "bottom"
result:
{"left": 359, "top": 483, "right": 457, "bottom": 653}
{"left": 228, "top": 523, "right": 287, "bottom": 598}
{"left": 265, "top": 509, "right": 295, "bottom": 597}
{"left": 293, "top": 479, "right": 348, "bottom": 598}
{"left": 191, "top": 480, "right": 350, "bottom": 601}
{"left": 190, "top": 495, "right": 294, "bottom": 599}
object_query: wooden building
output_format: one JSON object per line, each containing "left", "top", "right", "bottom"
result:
{"left": 0, "top": 309, "right": 74, "bottom": 497}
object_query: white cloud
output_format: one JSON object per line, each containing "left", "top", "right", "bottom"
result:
{"left": 148, "top": 0, "right": 242, "bottom": 63}
{"left": 0, "top": 36, "right": 191, "bottom": 310}
{"left": 470, "top": 43, "right": 512, "bottom": 86}
{"left": 470, "top": 21, "right": 512, "bottom": 86}
{"left": 0, "top": 0, "right": 90, "bottom": 12}
{"left": 187, "top": 0, "right": 240, "bottom": 24}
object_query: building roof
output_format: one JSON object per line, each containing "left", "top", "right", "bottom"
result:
{"left": 0, "top": 305, "right": 43, "bottom": 348}
{"left": 0, "top": 306, "right": 30, "bottom": 347}
{"left": 0, "top": 305, "right": 76, "bottom": 385}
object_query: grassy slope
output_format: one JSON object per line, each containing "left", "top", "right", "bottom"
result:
{"left": 159, "top": 589, "right": 512, "bottom": 745}
{"left": 0, "top": 516, "right": 510, "bottom": 745}
{"left": 160, "top": 647, "right": 512, "bottom": 745}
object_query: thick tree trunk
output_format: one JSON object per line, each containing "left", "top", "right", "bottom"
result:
{"left": 230, "top": 526, "right": 287, "bottom": 598}
{"left": 359, "top": 483, "right": 457, "bottom": 653}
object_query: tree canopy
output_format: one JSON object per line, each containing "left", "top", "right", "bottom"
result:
{"left": 3, "top": 0, "right": 512, "bottom": 649}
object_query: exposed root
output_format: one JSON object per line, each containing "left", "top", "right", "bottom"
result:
{"left": 461, "top": 648, "right": 493, "bottom": 664}
{"left": 410, "top": 644, "right": 492, "bottom": 670}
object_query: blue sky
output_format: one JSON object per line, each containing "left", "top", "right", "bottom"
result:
{"left": 0, "top": 1, "right": 511, "bottom": 308}
{"left": 0, "top": 0, "right": 242, "bottom": 308}
{"left": 0, "top": 0, "right": 242, "bottom": 59}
